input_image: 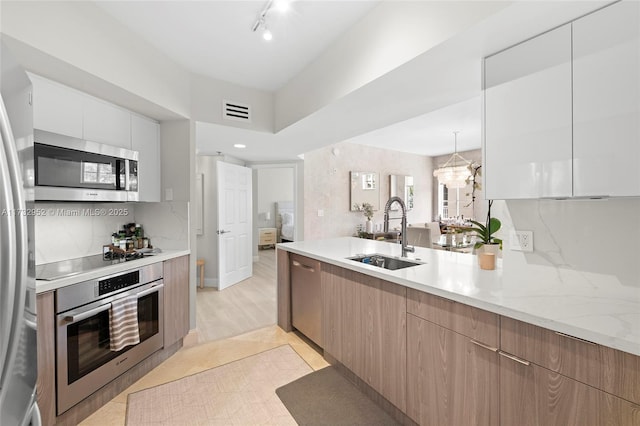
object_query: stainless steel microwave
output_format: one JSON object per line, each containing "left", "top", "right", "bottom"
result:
{"left": 34, "top": 129, "right": 138, "bottom": 202}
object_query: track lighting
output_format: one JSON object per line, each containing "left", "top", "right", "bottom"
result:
{"left": 251, "top": 0, "right": 292, "bottom": 41}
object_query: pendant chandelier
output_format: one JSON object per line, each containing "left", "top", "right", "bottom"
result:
{"left": 433, "top": 131, "right": 471, "bottom": 189}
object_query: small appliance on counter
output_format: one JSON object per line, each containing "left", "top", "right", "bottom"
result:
{"left": 108, "top": 223, "right": 150, "bottom": 253}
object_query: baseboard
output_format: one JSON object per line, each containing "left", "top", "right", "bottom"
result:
{"left": 324, "top": 354, "right": 418, "bottom": 426}
{"left": 182, "top": 329, "right": 199, "bottom": 348}
{"left": 202, "top": 277, "right": 218, "bottom": 288}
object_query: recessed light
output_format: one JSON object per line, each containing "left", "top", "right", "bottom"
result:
{"left": 273, "top": 0, "right": 291, "bottom": 13}
{"left": 234, "top": 144, "right": 246, "bottom": 149}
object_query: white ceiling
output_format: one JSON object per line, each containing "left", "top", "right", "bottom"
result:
{"left": 94, "top": 1, "right": 379, "bottom": 91}
{"left": 345, "top": 96, "right": 482, "bottom": 157}
{"left": 92, "top": 1, "right": 609, "bottom": 162}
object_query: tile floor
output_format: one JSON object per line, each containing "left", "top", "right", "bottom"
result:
{"left": 79, "top": 326, "right": 329, "bottom": 425}
{"left": 126, "top": 345, "right": 310, "bottom": 425}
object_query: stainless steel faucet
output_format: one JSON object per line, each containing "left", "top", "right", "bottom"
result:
{"left": 383, "top": 196, "right": 414, "bottom": 257}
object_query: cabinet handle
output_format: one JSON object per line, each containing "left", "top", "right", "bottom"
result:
{"left": 554, "top": 331, "right": 596, "bottom": 346}
{"left": 498, "top": 351, "right": 531, "bottom": 366}
{"left": 470, "top": 339, "right": 498, "bottom": 353}
{"left": 292, "top": 260, "right": 315, "bottom": 272}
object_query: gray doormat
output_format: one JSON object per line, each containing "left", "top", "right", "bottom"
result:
{"left": 276, "top": 366, "right": 400, "bottom": 426}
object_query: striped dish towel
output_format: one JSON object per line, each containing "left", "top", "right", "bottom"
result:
{"left": 109, "top": 295, "right": 140, "bottom": 351}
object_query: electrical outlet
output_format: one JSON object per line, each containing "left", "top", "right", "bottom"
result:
{"left": 510, "top": 230, "right": 533, "bottom": 252}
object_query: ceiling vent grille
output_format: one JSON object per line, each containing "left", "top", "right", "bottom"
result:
{"left": 223, "top": 100, "right": 251, "bottom": 123}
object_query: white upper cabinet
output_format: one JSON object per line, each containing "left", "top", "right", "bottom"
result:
{"left": 573, "top": 1, "right": 640, "bottom": 197}
{"left": 485, "top": 1, "right": 640, "bottom": 200}
{"left": 131, "top": 114, "right": 161, "bottom": 202}
{"left": 484, "top": 24, "right": 573, "bottom": 200}
{"left": 30, "top": 73, "right": 83, "bottom": 139}
{"left": 83, "top": 96, "right": 131, "bottom": 149}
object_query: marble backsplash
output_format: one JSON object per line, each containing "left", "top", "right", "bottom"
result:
{"left": 134, "top": 201, "right": 190, "bottom": 251}
{"left": 493, "top": 197, "right": 640, "bottom": 289}
{"left": 34, "top": 201, "right": 189, "bottom": 264}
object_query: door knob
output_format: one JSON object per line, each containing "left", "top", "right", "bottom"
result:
{"left": 216, "top": 229, "right": 230, "bottom": 235}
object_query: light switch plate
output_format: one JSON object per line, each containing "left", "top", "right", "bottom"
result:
{"left": 510, "top": 230, "right": 533, "bottom": 252}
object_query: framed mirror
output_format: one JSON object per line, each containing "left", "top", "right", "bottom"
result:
{"left": 389, "top": 175, "right": 414, "bottom": 211}
{"left": 350, "top": 171, "right": 380, "bottom": 211}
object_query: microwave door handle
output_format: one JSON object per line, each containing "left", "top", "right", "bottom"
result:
{"left": 136, "top": 283, "right": 164, "bottom": 299}
{"left": 64, "top": 303, "right": 111, "bottom": 324}
{"left": 115, "top": 158, "right": 123, "bottom": 190}
{"left": 125, "top": 159, "right": 130, "bottom": 191}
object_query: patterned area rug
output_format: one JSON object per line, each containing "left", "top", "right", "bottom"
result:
{"left": 126, "top": 345, "right": 312, "bottom": 425}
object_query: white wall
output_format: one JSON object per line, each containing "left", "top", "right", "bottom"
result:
{"left": 190, "top": 74, "right": 274, "bottom": 133}
{"left": 195, "top": 155, "right": 220, "bottom": 287}
{"left": 303, "top": 141, "right": 433, "bottom": 240}
{"left": 274, "top": 1, "right": 509, "bottom": 131}
{"left": 1, "top": 1, "right": 191, "bottom": 119}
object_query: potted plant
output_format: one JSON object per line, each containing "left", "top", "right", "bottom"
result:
{"left": 462, "top": 200, "right": 501, "bottom": 269}
{"left": 354, "top": 202, "right": 374, "bottom": 233}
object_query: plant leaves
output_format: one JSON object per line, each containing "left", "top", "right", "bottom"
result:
{"left": 488, "top": 217, "right": 501, "bottom": 235}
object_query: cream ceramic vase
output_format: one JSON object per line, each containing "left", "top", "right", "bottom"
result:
{"left": 365, "top": 220, "right": 374, "bottom": 233}
{"left": 477, "top": 243, "right": 500, "bottom": 269}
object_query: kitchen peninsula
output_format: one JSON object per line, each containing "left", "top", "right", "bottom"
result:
{"left": 277, "top": 237, "right": 640, "bottom": 425}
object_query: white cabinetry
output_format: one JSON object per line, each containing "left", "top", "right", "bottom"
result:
{"left": 83, "top": 96, "right": 131, "bottom": 149}
{"left": 29, "top": 74, "right": 162, "bottom": 200}
{"left": 572, "top": 1, "right": 640, "bottom": 197}
{"left": 485, "top": 1, "right": 640, "bottom": 200}
{"left": 30, "top": 73, "right": 83, "bottom": 139}
{"left": 484, "top": 24, "right": 573, "bottom": 200}
{"left": 131, "top": 114, "right": 161, "bottom": 202}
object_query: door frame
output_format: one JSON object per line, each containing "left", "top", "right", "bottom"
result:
{"left": 250, "top": 161, "right": 303, "bottom": 260}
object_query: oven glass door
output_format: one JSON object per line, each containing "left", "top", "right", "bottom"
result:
{"left": 66, "top": 289, "right": 159, "bottom": 384}
{"left": 56, "top": 281, "right": 164, "bottom": 415}
{"left": 34, "top": 143, "right": 126, "bottom": 191}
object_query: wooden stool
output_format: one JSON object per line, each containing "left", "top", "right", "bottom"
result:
{"left": 196, "top": 258, "right": 205, "bottom": 289}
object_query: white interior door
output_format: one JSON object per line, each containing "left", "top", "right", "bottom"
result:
{"left": 216, "top": 161, "right": 252, "bottom": 290}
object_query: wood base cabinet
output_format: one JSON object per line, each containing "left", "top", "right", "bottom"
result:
{"left": 500, "top": 352, "right": 640, "bottom": 426}
{"left": 322, "top": 264, "right": 406, "bottom": 411}
{"left": 407, "top": 314, "right": 499, "bottom": 426}
{"left": 163, "top": 255, "right": 190, "bottom": 348}
{"left": 406, "top": 289, "right": 500, "bottom": 426}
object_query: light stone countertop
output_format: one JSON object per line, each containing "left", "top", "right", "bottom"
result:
{"left": 35, "top": 249, "right": 191, "bottom": 294}
{"left": 277, "top": 237, "right": 640, "bottom": 357}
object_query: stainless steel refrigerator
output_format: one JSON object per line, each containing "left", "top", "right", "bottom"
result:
{"left": 0, "top": 41, "right": 41, "bottom": 425}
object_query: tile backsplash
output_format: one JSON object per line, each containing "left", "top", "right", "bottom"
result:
{"left": 34, "top": 201, "right": 189, "bottom": 264}
{"left": 494, "top": 198, "right": 640, "bottom": 288}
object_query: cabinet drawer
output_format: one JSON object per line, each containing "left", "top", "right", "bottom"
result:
{"left": 500, "top": 353, "right": 640, "bottom": 426}
{"left": 501, "top": 316, "right": 640, "bottom": 405}
{"left": 407, "top": 288, "right": 499, "bottom": 347}
{"left": 260, "top": 235, "right": 276, "bottom": 244}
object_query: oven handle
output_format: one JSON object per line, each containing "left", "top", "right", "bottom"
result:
{"left": 64, "top": 283, "right": 164, "bottom": 323}
{"left": 64, "top": 303, "right": 111, "bottom": 323}
{"left": 135, "top": 283, "right": 163, "bottom": 299}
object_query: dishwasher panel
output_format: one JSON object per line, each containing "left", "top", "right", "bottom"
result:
{"left": 290, "top": 253, "right": 322, "bottom": 347}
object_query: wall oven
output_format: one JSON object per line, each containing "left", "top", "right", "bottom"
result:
{"left": 55, "top": 263, "right": 163, "bottom": 415}
{"left": 34, "top": 129, "right": 138, "bottom": 202}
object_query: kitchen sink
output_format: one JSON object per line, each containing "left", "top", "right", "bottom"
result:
{"left": 347, "top": 253, "right": 424, "bottom": 271}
